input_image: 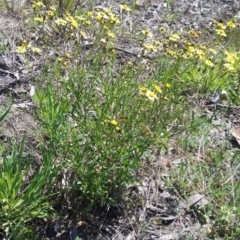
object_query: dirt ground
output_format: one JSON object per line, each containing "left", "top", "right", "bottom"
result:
{"left": 1, "top": 0, "right": 240, "bottom": 239}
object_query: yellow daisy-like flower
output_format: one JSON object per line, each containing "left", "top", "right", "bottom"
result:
{"left": 209, "top": 48, "right": 217, "bottom": 55}
{"left": 50, "top": 5, "right": 56, "bottom": 11}
{"left": 141, "top": 29, "right": 151, "bottom": 37}
{"left": 169, "top": 33, "right": 180, "bottom": 42}
{"left": 107, "top": 31, "right": 116, "bottom": 38}
{"left": 143, "top": 43, "right": 157, "bottom": 52}
{"left": 215, "top": 29, "right": 227, "bottom": 37}
{"left": 55, "top": 18, "right": 67, "bottom": 26}
{"left": 146, "top": 90, "right": 157, "bottom": 101}
{"left": 227, "top": 21, "right": 236, "bottom": 28}
{"left": 204, "top": 59, "right": 214, "bottom": 67}
{"left": 165, "top": 83, "right": 171, "bottom": 88}
{"left": 140, "top": 87, "right": 147, "bottom": 95}
{"left": 21, "top": 40, "right": 29, "bottom": 47}
{"left": 159, "top": 26, "right": 167, "bottom": 32}
{"left": 87, "top": 11, "right": 93, "bottom": 17}
{"left": 217, "top": 23, "right": 226, "bottom": 30}
{"left": 32, "top": 0, "right": 45, "bottom": 9}
{"left": 120, "top": 4, "right": 131, "bottom": 11}
{"left": 46, "top": 10, "right": 54, "bottom": 17}
{"left": 70, "top": 20, "right": 79, "bottom": 28}
{"left": 116, "top": 126, "right": 121, "bottom": 131}
{"left": 31, "top": 47, "right": 41, "bottom": 54}
{"left": 224, "top": 51, "right": 238, "bottom": 64}
{"left": 34, "top": 16, "right": 44, "bottom": 23}
{"left": 80, "top": 31, "right": 86, "bottom": 38}
{"left": 16, "top": 46, "right": 27, "bottom": 53}
{"left": 223, "top": 63, "right": 235, "bottom": 71}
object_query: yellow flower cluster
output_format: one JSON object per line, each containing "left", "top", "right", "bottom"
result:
{"left": 16, "top": 41, "right": 41, "bottom": 54}
{"left": 32, "top": 0, "right": 45, "bottom": 10}
{"left": 94, "top": 8, "right": 120, "bottom": 25}
{"left": 223, "top": 51, "right": 239, "bottom": 71}
{"left": 143, "top": 40, "right": 161, "bottom": 54}
{"left": 214, "top": 20, "right": 236, "bottom": 37}
{"left": 140, "top": 83, "right": 170, "bottom": 101}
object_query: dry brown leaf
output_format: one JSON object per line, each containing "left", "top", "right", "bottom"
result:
{"left": 231, "top": 124, "right": 240, "bottom": 145}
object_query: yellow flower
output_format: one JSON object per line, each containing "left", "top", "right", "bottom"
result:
{"left": 227, "top": 21, "right": 236, "bottom": 28}
{"left": 95, "top": 13, "right": 103, "bottom": 22}
{"left": 154, "top": 85, "right": 162, "bottom": 93}
{"left": 75, "top": 16, "right": 85, "bottom": 21}
{"left": 223, "top": 63, "right": 235, "bottom": 71}
{"left": 21, "top": 40, "right": 29, "bottom": 47}
{"left": 159, "top": 26, "right": 167, "bottom": 32}
{"left": 164, "top": 96, "right": 168, "bottom": 100}
{"left": 187, "top": 46, "right": 196, "bottom": 53}
{"left": 16, "top": 46, "right": 27, "bottom": 53}
{"left": 204, "top": 59, "right": 214, "bottom": 67}
{"left": 80, "top": 31, "right": 86, "bottom": 38}
{"left": 85, "top": 20, "right": 91, "bottom": 25}
{"left": 87, "top": 11, "right": 93, "bottom": 17}
{"left": 127, "top": 61, "right": 133, "bottom": 66}
{"left": 143, "top": 43, "right": 157, "bottom": 52}
{"left": 188, "top": 30, "right": 201, "bottom": 37}
{"left": 34, "top": 16, "right": 44, "bottom": 23}
{"left": 146, "top": 90, "right": 157, "bottom": 101}
{"left": 55, "top": 18, "right": 67, "bottom": 26}
{"left": 200, "top": 45, "right": 207, "bottom": 50}
{"left": 195, "top": 49, "right": 205, "bottom": 59}
{"left": 165, "top": 49, "right": 176, "bottom": 56}
{"left": 110, "top": 120, "right": 118, "bottom": 126}
{"left": 50, "top": 5, "right": 56, "bottom": 11}
{"left": 107, "top": 31, "right": 116, "bottom": 38}
{"left": 65, "top": 53, "right": 71, "bottom": 59}
{"left": 217, "top": 23, "right": 226, "bottom": 30}
{"left": 116, "top": 126, "right": 121, "bottom": 131}
{"left": 169, "top": 33, "right": 180, "bottom": 42}
{"left": 31, "top": 47, "right": 41, "bottom": 54}
{"left": 209, "top": 48, "right": 217, "bottom": 55}
{"left": 153, "top": 40, "right": 161, "bottom": 46}
{"left": 46, "top": 10, "right": 54, "bottom": 17}
{"left": 120, "top": 4, "right": 131, "bottom": 11}
{"left": 225, "top": 51, "right": 238, "bottom": 64}
{"left": 215, "top": 29, "right": 227, "bottom": 37}
{"left": 142, "top": 29, "right": 151, "bottom": 37}
{"left": 165, "top": 83, "right": 171, "bottom": 88}
{"left": 135, "top": 1, "right": 140, "bottom": 7}
{"left": 32, "top": 0, "right": 45, "bottom": 9}
{"left": 70, "top": 20, "right": 79, "bottom": 28}
{"left": 140, "top": 87, "right": 147, "bottom": 95}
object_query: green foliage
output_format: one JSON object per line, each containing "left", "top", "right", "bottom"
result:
{"left": 168, "top": 120, "right": 240, "bottom": 239}
{"left": 0, "top": 139, "right": 55, "bottom": 238}
{"left": 34, "top": 59, "right": 181, "bottom": 207}
{"left": 0, "top": 101, "right": 11, "bottom": 122}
